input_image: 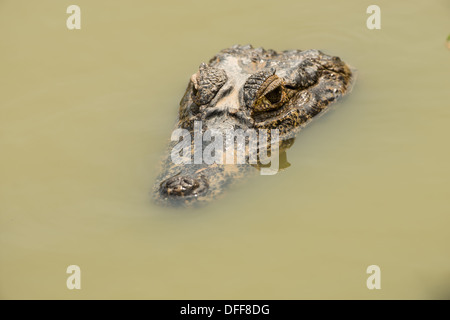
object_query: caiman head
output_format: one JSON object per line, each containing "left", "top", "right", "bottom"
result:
{"left": 153, "top": 45, "right": 354, "bottom": 207}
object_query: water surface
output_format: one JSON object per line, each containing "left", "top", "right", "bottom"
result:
{"left": 1, "top": 0, "right": 449, "bottom": 299}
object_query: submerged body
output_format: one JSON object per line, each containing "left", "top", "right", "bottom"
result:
{"left": 153, "top": 45, "right": 354, "bottom": 207}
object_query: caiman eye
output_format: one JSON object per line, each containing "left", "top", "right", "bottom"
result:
{"left": 190, "top": 63, "right": 227, "bottom": 106}
{"left": 244, "top": 68, "right": 287, "bottom": 113}
{"left": 265, "top": 86, "right": 282, "bottom": 104}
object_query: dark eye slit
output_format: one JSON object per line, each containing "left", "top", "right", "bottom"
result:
{"left": 265, "top": 86, "right": 282, "bottom": 104}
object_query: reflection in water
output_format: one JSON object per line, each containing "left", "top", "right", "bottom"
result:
{"left": 258, "top": 139, "right": 294, "bottom": 171}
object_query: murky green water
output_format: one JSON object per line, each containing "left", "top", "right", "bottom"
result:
{"left": 1, "top": 0, "right": 449, "bottom": 299}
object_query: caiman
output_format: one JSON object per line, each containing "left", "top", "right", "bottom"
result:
{"left": 152, "top": 45, "right": 354, "bottom": 207}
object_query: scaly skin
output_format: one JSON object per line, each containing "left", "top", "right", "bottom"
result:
{"left": 152, "top": 45, "right": 354, "bottom": 207}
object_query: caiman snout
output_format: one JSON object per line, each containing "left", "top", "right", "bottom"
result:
{"left": 159, "top": 174, "right": 208, "bottom": 198}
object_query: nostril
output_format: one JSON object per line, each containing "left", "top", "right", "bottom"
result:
{"left": 160, "top": 175, "right": 208, "bottom": 198}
